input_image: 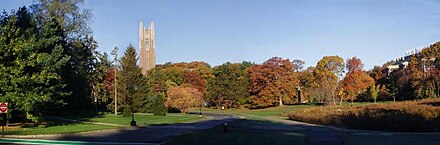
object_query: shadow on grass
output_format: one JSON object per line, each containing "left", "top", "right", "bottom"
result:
{"left": 55, "top": 110, "right": 109, "bottom": 122}
{"left": 48, "top": 113, "right": 237, "bottom": 143}
{"left": 45, "top": 113, "right": 310, "bottom": 144}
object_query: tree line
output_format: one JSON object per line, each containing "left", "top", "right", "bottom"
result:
{"left": 0, "top": 0, "right": 438, "bottom": 123}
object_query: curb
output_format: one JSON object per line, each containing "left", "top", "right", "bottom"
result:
{"left": 3, "top": 128, "right": 121, "bottom": 139}
{"left": 0, "top": 138, "right": 159, "bottom": 145}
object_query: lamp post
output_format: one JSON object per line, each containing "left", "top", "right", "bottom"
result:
{"left": 130, "top": 85, "right": 138, "bottom": 127}
{"left": 199, "top": 98, "right": 202, "bottom": 117}
{"left": 111, "top": 47, "right": 119, "bottom": 116}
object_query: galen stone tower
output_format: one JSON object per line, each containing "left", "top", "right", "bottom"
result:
{"left": 139, "top": 21, "right": 156, "bottom": 75}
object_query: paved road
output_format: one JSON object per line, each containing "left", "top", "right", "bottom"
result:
{"left": 4, "top": 112, "right": 346, "bottom": 145}
{"left": 232, "top": 112, "right": 345, "bottom": 145}
{"left": 39, "top": 113, "right": 238, "bottom": 144}
{"left": 269, "top": 118, "right": 344, "bottom": 145}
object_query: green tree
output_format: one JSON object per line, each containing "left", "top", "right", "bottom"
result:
{"left": 0, "top": 7, "right": 69, "bottom": 122}
{"left": 31, "top": 0, "right": 97, "bottom": 110}
{"left": 367, "top": 84, "right": 380, "bottom": 103}
{"left": 117, "top": 45, "right": 149, "bottom": 114}
{"left": 91, "top": 52, "right": 113, "bottom": 111}
{"left": 207, "top": 62, "right": 250, "bottom": 108}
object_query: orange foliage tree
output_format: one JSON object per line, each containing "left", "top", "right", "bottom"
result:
{"left": 247, "top": 57, "right": 299, "bottom": 108}
{"left": 340, "top": 57, "right": 374, "bottom": 104}
{"left": 166, "top": 85, "right": 203, "bottom": 113}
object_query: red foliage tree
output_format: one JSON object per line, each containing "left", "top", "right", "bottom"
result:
{"left": 183, "top": 71, "right": 207, "bottom": 96}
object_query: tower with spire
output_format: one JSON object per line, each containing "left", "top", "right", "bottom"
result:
{"left": 139, "top": 21, "right": 156, "bottom": 75}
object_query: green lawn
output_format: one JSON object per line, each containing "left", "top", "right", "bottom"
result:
{"left": 195, "top": 102, "right": 382, "bottom": 119}
{"left": 65, "top": 113, "right": 202, "bottom": 126}
{"left": 4, "top": 112, "right": 203, "bottom": 135}
{"left": 165, "top": 119, "right": 309, "bottom": 145}
{"left": 3, "top": 119, "right": 119, "bottom": 135}
{"left": 193, "top": 105, "right": 312, "bottom": 120}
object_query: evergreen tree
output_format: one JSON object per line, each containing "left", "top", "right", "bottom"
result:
{"left": 117, "top": 45, "right": 149, "bottom": 114}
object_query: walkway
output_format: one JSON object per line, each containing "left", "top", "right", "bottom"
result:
{"left": 38, "top": 113, "right": 238, "bottom": 144}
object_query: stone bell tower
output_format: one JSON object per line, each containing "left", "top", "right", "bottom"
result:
{"left": 139, "top": 21, "right": 156, "bottom": 75}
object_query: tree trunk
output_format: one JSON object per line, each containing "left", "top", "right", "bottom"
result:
{"left": 332, "top": 96, "right": 336, "bottom": 105}
{"left": 339, "top": 97, "right": 343, "bottom": 105}
{"left": 279, "top": 96, "right": 283, "bottom": 106}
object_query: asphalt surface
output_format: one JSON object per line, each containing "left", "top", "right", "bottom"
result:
{"left": 39, "top": 113, "right": 239, "bottom": 144}
{"left": 5, "top": 112, "right": 348, "bottom": 145}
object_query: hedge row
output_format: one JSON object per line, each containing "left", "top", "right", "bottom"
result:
{"left": 287, "top": 98, "right": 440, "bottom": 132}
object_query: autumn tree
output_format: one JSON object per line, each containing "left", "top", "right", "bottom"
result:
{"left": 166, "top": 85, "right": 203, "bottom": 113}
{"left": 187, "top": 61, "right": 214, "bottom": 81}
{"left": 310, "top": 56, "right": 344, "bottom": 104}
{"left": 340, "top": 57, "right": 374, "bottom": 104}
{"left": 297, "top": 67, "right": 314, "bottom": 102}
{"left": 248, "top": 57, "right": 299, "bottom": 108}
{"left": 183, "top": 71, "right": 206, "bottom": 96}
{"left": 91, "top": 52, "right": 113, "bottom": 111}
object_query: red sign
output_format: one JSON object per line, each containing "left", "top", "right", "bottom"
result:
{"left": 0, "top": 103, "right": 7, "bottom": 113}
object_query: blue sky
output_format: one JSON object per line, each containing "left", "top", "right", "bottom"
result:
{"left": 2, "top": 0, "right": 440, "bottom": 69}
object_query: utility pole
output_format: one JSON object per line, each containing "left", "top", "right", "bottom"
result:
{"left": 111, "top": 47, "right": 119, "bottom": 115}
{"left": 114, "top": 67, "right": 117, "bottom": 115}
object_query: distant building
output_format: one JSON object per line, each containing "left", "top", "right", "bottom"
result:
{"left": 139, "top": 21, "right": 156, "bottom": 75}
{"left": 386, "top": 46, "right": 435, "bottom": 74}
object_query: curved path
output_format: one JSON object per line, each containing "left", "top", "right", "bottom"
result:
{"left": 231, "top": 112, "right": 344, "bottom": 145}
{"left": 38, "top": 113, "right": 239, "bottom": 144}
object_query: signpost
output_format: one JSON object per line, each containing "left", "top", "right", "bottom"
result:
{"left": 0, "top": 103, "right": 7, "bottom": 113}
{"left": 0, "top": 102, "right": 7, "bottom": 137}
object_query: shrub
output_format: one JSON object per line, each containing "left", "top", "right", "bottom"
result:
{"left": 152, "top": 95, "right": 166, "bottom": 116}
{"left": 122, "top": 107, "right": 132, "bottom": 117}
{"left": 287, "top": 98, "right": 440, "bottom": 132}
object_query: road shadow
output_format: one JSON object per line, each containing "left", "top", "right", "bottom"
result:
{"left": 42, "top": 113, "right": 238, "bottom": 143}
{"left": 164, "top": 118, "right": 310, "bottom": 145}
